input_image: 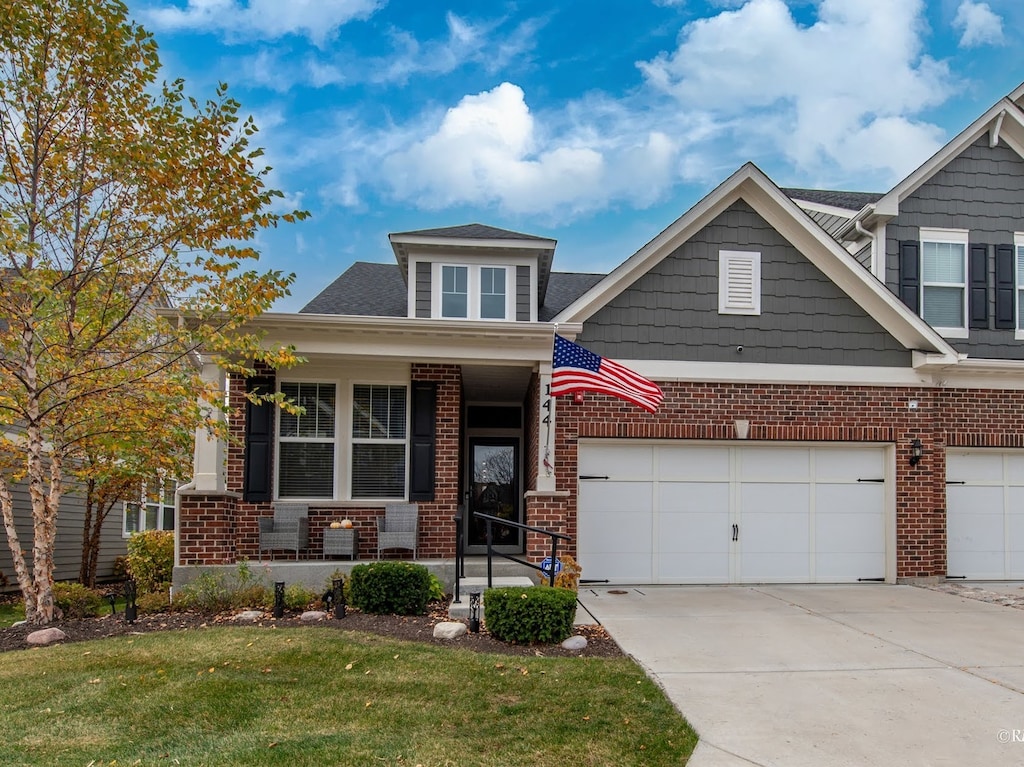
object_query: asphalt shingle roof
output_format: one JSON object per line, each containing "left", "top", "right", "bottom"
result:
{"left": 392, "top": 223, "right": 552, "bottom": 241}
{"left": 781, "top": 188, "right": 885, "bottom": 211}
{"left": 299, "top": 262, "right": 604, "bottom": 319}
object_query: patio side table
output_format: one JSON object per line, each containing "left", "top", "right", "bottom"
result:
{"left": 323, "top": 528, "right": 359, "bottom": 560}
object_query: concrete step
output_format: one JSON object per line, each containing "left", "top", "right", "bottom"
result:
{"left": 448, "top": 576, "right": 535, "bottom": 620}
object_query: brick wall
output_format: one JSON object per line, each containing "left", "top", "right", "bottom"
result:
{"left": 544, "top": 381, "right": 1024, "bottom": 579}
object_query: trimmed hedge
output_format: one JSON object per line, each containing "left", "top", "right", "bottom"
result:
{"left": 484, "top": 586, "right": 577, "bottom": 644}
{"left": 349, "top": 562, "right": 431, "bottom": 615}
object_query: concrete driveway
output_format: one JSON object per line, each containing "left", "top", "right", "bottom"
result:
{"left": 577, "top": 585, "right": 1024, "bottom": 767}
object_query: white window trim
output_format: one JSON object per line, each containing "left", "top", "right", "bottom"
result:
{"left": 275, "top": 379, "right": 339, "bottom": 501}
{"left": 440, "top": 264, "right": 470, "bottom": 319}
{"left": 920, "top": 227, "right": 969, "bottom": 339}
{"left": 350, "top": 382, "right": 410, "bottom": 501}
{"left": 1015, "top": 232, "right": 1024, "bottom": 341}
{"left": 718, "top": 250, "right": 761, "bottom": 316}
{"left": 433, "top": 262, "right": 514, "bottom": 320}
{"left": 122, "top": 478, "right": 178, "bottom": 538}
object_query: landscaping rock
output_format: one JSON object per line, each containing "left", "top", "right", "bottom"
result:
{"left": 300, "top": 611, "right": 327, "bottom": 622}
{"left": 433, "top": 621, "right": 468, "bottom": 639}
{"left": 26, "top": 628, "right": 67, "bottom": 646}
{"left": 235, "top": 610, "right": 263, "bottom": 622}
{"left": 561, "top": 635, "right": 588, "bottom": 651}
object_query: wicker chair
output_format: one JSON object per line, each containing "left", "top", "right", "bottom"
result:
{"left": 258, "top": 503, "right": 310, "bottom": 560}
{"left": 376, "top": 503, "right": 418, "bottom": 559}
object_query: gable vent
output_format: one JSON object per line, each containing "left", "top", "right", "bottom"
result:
{"left": 719, "top": 250, "right": 761, "bottom": 315}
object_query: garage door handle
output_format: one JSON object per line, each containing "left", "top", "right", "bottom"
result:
{"left": 732, "top": 524, "right": 739, "bottom": 542}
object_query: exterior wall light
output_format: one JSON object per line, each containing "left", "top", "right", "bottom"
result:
{"left": 910, "top": 438, "right": 923, "bottom": 467}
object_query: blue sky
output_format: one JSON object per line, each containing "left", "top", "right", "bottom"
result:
{"left": 128, "top": 0, "right": 1024, "bottom": 311}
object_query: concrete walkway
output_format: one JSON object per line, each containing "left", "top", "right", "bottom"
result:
{"left": 578, "top": 584, "right": 1024, "bottom": 767}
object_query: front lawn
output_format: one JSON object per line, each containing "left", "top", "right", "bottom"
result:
{"left": 0, "top": 626, "right": 696, "bottom": 766}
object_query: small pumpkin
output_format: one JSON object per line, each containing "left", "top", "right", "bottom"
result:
{"left": 340, "top": 518, "right": 354, "bottom": 529}
{"left": 329, "top": 521, "right": 342, "bottom": 529}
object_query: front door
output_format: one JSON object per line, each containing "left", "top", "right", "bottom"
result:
{"left": 468, "top": 438, "right": 521, "bottom": 552}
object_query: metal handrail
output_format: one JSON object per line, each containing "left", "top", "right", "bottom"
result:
{"left": 473, "top": 511, "right": 571, "bottom": 588}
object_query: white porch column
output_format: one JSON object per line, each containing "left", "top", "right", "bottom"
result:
{"left": 536, "top": 362, "right": 556, "bottom": 493}
{"left": 192, "top": 359, "right": 226, "bottom": 493}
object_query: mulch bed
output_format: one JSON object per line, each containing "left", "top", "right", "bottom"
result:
{"left": 0, "top": 601, "right": 623, "bottom": 658}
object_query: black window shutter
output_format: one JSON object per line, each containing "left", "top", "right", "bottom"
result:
{"left": 969, "top": 244, "right": 989, "bottom": 329}
{"left": 244, "top": 376, "right": 274, "bottom": 502}
{"left": 898, "top": 240, "right": 920, "bottom": 313}
{"left": 408, "top": 382, "right": 437, "bottom": 502}
{"left": 995, "top": 244, "right": 1015, "bottom": 329}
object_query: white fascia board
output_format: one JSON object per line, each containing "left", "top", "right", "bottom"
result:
{"left": 790, "top": 199, "right": 860, "bottom": 217}
{"left": 553, "top": 163, "right": 760, "bottom": 325}
{"left": 875, "top": 100, "right": 1024, "bottom": 212}
{"left": 613, "top": 359, "right": 934, "bottom": 388}
{"left": 388, "top": 234, "right": 557, "bottom": 251}
{"left": 251, "top": 313, "right": 557, "bottom": 364}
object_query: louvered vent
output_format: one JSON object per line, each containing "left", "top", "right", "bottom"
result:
{"left": 719, "top": 251, "right": 761, "bottom": 315}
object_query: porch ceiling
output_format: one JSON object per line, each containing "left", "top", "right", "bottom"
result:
{"left": 461, "top": 365, "right": 534, "bottom": 403}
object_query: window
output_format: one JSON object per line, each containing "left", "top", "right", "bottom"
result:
{"left": 124, "top": 478, "right": 177, "bottom": 536}
{"left": 920, "top": 228, "right": 967, "bottom": 333}
{"left": 480, "top": 267, "right": 506, "bottom": 319}
{"left": 278, "top": 382, "right": 336, "bottom": 498}
{"left": 719, "top": 251, "right": 761, "bottom": 315}
{"left": 441, "top": 265, "right": 468, "bottom": 318}
{"left": 352, "top": 384, "right": 407, "bottom": 499}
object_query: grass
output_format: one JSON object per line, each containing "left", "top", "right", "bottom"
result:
{"left": 0, "top": 626, "right": 697, "bottom": 766}
{"left": 0, "top": 600, "right": 24, "bottom": 627}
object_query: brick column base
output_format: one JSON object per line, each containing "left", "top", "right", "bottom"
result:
{"left": 178, "top": 492, "right": 240, "bottom": 565}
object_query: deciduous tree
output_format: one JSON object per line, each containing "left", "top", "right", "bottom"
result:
{"left": 0, "top": 0, "right": 305, "bottom": 623}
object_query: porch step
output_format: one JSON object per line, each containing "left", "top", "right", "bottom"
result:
{"left": 448, "top": 576, "right": 535, "bottom": 620}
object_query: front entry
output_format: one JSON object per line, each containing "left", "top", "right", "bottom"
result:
{"left": 467, "top": 438, "right": 521, "bottom": 553}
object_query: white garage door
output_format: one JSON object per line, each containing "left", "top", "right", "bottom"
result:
{"left": 947, "top": 450, "right": 1024, "bottom": 580}
{"left": 577, "top": 442, "right": 888, "bottom": 584}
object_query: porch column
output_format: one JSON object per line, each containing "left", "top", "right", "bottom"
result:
{"left": 192, "top": 358, "right": 226, "bottom": 493}
{"left": 536, "top": 362, "right": 556, "bottom": 493}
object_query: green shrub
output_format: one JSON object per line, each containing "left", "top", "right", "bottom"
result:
{"left": 283, "top": 583, "right": 317, "bottom": 610}
{"left": 483, "top": 586, "right": 577, "bottom": 644}
{"left": 136, "top": 589, "right": 171, "bottom": 615}
{"left": 126, "top": 531, "right": 174, "bottom": 594}
{"left": 53, "top": 582, "right": 105, "bottom": 619}
{"left": 349, "top": 562, "right": 431, "bottom": 615}
{"left": 427, "top": 573, "right": 446, "bottom": 602}
{"left": 175, "top": 571, "right": 232, "bottom": 613}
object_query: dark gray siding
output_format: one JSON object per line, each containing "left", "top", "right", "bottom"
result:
{"left": 854, "top": 242, "right": 871, "bottom": 269}
{"left": 805, "top": 209, "right": 851, "bottom": 238}
{"left": 516, "top": 265, "right": 531, "bottom": 321}
{"left": 0, "top": 481, "right": 127, "bottom": 590}
{"left": 415, "top": 261, "right": 431, "bottom": 318}
{"left": 885, "top": 137, "right": 1024, "bottom": 359}
{"left": 579, "top": 200, "right": 911, "bottom": 366}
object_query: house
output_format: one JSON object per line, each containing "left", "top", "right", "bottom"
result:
{"left": 177, "top": 82, "right": 1024, "bottom": 585}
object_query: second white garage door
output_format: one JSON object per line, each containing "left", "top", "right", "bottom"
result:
{"left": 577, "top": 442, "right": 889, "bottom": 584}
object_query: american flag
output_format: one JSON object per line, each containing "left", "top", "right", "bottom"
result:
{"left": 551, "top": 335, "right": 663, "bottom": 413}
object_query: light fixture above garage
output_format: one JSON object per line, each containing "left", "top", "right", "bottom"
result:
{"left": 909, "top": 438, "right": 923, "bottom": 467}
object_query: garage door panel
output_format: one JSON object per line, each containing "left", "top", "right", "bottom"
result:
{"left": 947, "top": 452, "right": 1004, "bottom": 482}
{"left": 580, "top": 445, "right": 653, "bottom": 480}
{"left": 740, "top": 552, "right": 811, "bottom": 582}
{"left": 816, "top": 552, "right": 885, "bottom": 581}
{"left": 739, "top": 447, "right": 811, "bottom": 480}
{"left": 660, "top": 482, "right": 729, "bottom": 514}
{"left": 581, "top": 553, "right": 652, "bottom": 583}
{"left": 740, "top": 483, "right": 810, "bottom": 515}
{"left": 658, "top": 510, "right": 729, "bottom": 552}
{"left": 657, "top": 446, "right": 730, "bottom": 481}
{"left": 658, "top": 552, "right": 730, "bottom": 583}
{"left": 817, "top": 512, "right": 884, "bottom": 552}
{"left": 817, "top": 484, "right": 883, "bottom": 517}
{"left": 815, "top": 448, "right": 883, "bottom": 480}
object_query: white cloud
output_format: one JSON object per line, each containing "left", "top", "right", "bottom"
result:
{"left": 637, "top": 0, "right": 953, "bottom": 184}
{"left": 953, "top": 1, "right": 1004, "bottom": 48}
{"left": 379, "top": 83, "right": 678, "bottom": 218}
{"left": 141, "top": 0, "right": 382, "bottom": 45}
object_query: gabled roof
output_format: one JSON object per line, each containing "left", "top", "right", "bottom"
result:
{"left": 392, "top": 223, "right": 551, "bottom": 241}
{"left": 782, "top": 188, "right": 884, "bottom": 211}
{"left": 553, "top": 162, "right": 958, "bottom": 365}
{"left": 299, "top": 261, "right": 602, "bottom": 320}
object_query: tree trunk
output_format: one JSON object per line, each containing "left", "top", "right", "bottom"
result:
{"left": 0, "top": 476, "right": 38, "bottom": 615}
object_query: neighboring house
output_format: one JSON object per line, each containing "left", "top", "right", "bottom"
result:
{"left": 179, "top": 81, "right": 1024, "bottom": 585}
{"left": 0, "top": 478, "right": 127, "bottom": 590}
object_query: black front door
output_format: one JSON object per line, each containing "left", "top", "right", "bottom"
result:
{"left": 468, "top": 438, "right": 520, "bottom": 550}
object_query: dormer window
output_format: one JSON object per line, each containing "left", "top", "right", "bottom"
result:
{"left": 442, "top": 265, "right": 468, "bottom": 318}
{"left": 434, "top": 263, "right": 512, "bottom": 320}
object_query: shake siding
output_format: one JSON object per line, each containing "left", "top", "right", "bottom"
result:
{"left": 885, "top": 136, "right": 1024, "bottom": 360}
{"left": 516, "top": 265, "right": 531, "bottom": 321}
{"left": 415, "top": 262, "right": 431, "bottom": 318}
{"left": 579, "top": 200, "right": 910, "bottom": 366}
